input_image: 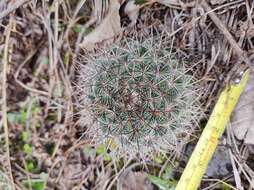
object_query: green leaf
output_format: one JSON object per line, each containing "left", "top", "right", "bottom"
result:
{"left": 23, "top": 180, "right": 45, "bottom": 190}
{"left": 23, "top": 144, "right": 33, "bottom": 155}
{"left": 7, "top": 112, "right": 21, "bottom": 124}
{"left": 63, "top": 52, "right": 70, "bottom": 66}
{"left": 72, "top": 24, "right": 82, "bottom": 33}
{"left": 25, "top": 161, "right": 35, "bottom": 172}
{"left": 22, "top": 173, "right": 47, "bottom": 190}
{"left": 103, "top": 154, "right": 111, "bottom": 161}
{"left": 153, "top": 153, "right": 165, "bottom": 164}
{"left": 96, "top": 144, "right": 107, "bottom": 155}
{"left": 21, "top": 131, "right": 29, "bottom": 142}
{"left": 7, "top": 109, "right": 26, "bottom": 125}
{"left": 20, "top": 109, "right": 27, "bottom": 124}
{"left": 7, "top": 101, "right": 40, "bottom": 127}
{"left": 147, "top": 174, "right": 176, "bottom": 190}
{"left": 95, "top": 144, "right": 111, "bottom": 161}
{"left": 162, "top": 166, "right": 174, "bottom": 180}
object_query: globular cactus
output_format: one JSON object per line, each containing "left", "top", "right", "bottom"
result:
{"left": 77, "top": 36, "right": 200, "bottom": 159}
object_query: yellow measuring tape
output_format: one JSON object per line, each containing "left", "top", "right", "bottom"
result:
{"left": 175, "top": 69, "right": 250, "bottom": 190}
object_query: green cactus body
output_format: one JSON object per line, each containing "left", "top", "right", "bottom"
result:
{"left": 78, "top": 37, "right": 199, "bottom": 159}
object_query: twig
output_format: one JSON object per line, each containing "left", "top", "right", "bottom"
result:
{"left": 202, "top": 177, "right": 239, "bottom": 190}
{"left": 2, "top": 19, "right": 15, "bottom": 190}
{"left": 168, "top": 0, "right": 245, "bottom": 38}
{"left": 227, "top": 126, "right": 244, "bottom": 190}
{"left": 14, "top": 50, "right": 48, "bottom": 96}
{"left": 201, "top": 0, "right": 251, "bottom": 67}
{"left": 0, "top": 0, "right": 31, "bottom": 20}
{"left": 106, "top": 158, "right": 132, "bottom": 190}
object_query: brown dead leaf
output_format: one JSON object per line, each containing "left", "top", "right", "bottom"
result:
{"left": 118, "top": 171, "right": 153, "bottom": 190}
{"left": 231, "top": 70, "right": 254, "bottom": 145}
{"left": 124, "top": 1, "right": 141, "bottom": 28}
{"left": 80, "top": 0, "right": 122, "bottom": 51}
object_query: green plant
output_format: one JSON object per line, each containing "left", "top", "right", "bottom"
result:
{"left": 78, "top": 36, "right": 200, "bottom": 159}
{"left": 147, "top": 174, "right": 176, "bottom": 190}
{"left": 22, "top": 172, "right": 48, "bottom": 190}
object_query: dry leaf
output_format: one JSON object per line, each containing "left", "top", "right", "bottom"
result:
{"left": 80, "top": 0, "right": 122, "bottom": 51}
{"left": 118, "top": 171, "right": 153, "bottom": 190}
{"left": 231, "top": 70, "right": 254, "bottom": 145}
{"left": 124, "top": 1, "right": 141, "bottom": 27}
{"left": 123, "top": 0, "right": 178, "bottom": 29}
{"left": 157, "top": 0, "right": 179, "bottom": 6}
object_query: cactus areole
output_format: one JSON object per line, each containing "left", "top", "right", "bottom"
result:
{"left": 80, "top": 37, "right": 199, "bottom": 158}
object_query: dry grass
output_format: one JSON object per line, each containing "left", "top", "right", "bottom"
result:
{"left": 0, "top": 0, "right": 253, "bottom": 189}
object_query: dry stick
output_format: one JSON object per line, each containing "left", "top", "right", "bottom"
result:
{"left": 106, "top": 158, "right": 133, "bottom": 190}
{"left": 53, "top": 1, "right": 62, "bottom": 123}
{"left": 202, "top": 178, "right": 239, "bottom": 190}
{"left": 201, "top": 0, "right": 251, "bottom": 68}
{"left": 0, "top": 0, "right": 30, "bottom": 20}
{"left": 2, "top": 20, "right": 15, "bottom": 190}
{"left": 14, "top": 49, "right": 48, "bottom": 96}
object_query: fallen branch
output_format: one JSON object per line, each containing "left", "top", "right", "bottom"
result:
{"left": 2, "top": 19, "right": 16, "bottom": 190}
{"left": 0, "top": 0, "right": 30, "bottom": 20}
{"left": 201, "top": 0, "right": 251, "bottom": 66}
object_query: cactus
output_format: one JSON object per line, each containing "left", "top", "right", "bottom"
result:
{"left": 77, "top": 36, "right": 200, "bottom": 159}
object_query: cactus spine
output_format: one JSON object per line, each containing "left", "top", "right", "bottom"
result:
{"left": 78, "top": 36, "right": 200, "bottom": 159}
